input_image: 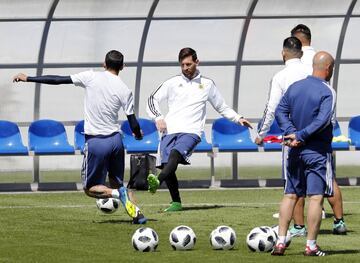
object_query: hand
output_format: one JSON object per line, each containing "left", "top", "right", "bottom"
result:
{"left": 133, "top": 130, "right": 144, "bottom": 140}
{"left": 13, "top": 73, "right": 28, "bottom": 82}
{"left": 282, "top": 134, "right": 303, "bottom": 147}
{"left": 239, "top": 118, "right": 253, "bottom": 129}
{"left": 254, "top": 137, "right": 263, "bottom": 145}
{"left": 155, "top": 119, "right": 167, "bottom": 133}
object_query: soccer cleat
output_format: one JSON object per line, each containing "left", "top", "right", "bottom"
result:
{"left": 119, "top": 186, "right": 146, "bottom": 223}
{"left": 164, "top": 202, "right": 182, "bottom": 212}
{"left": 322, "top": 208, "right": 326, "bottom": 219}
{"left": 289, "top": 225, "right": 307, "bottom": 237}
{"left": 333, "top": 219, "right": 347, "bottom": 235}
{"left": 304, "top": 245, "right": 326, "bottom": 256}
{"left": 272, "top": 212, "right": 279, "bottom": 219}
{"left": 271, "top": 243, "right": 286, "bottom": 256}
{"left": 147, "top": 173, "right": 160, "bottom": 194}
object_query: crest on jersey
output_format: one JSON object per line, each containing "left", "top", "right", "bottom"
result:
{"left": 199, "top": 84, "right": 204, "bottom": 89}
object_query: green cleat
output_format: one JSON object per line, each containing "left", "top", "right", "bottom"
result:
{"left": 289, "top": 225, "right": 307, "bottom": 237}
{"left": 147, "top": 173, "right": 160, "bottom": 194}
{"left": 164, "top": 202, "right": 182, "bottom": 212}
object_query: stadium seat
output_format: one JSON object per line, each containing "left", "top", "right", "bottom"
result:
{"left": 349, "top": 115, "right": 360, "bottom": 150}
{"left": 28, "top": 119, "right": 75, "bottom": 155}
{"left": 212, "top": 118, "right": 258, "bottom": 151}
{"left": 74, "top": 120, "right": 85, "bottom": 153}
{"left": 194, "top": 131, "right": 213, "bottom": 152}
{"left": 121, "top": 118, "right": 159, "bottom": 153}
{"left": 0, "top": 120, "right": 28, "bottom": 155}
{"left": 332, "top": 120, "right": 350, "bottom": 150}
{"left": 258, "top": 119, "right": 282, "bottom": 151}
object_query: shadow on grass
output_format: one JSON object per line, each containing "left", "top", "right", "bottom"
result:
{"left": 327, "top": 249, "right": 360, "bottom": 255}
{"left": 182, "top": 205, "right": 226, "bottom": 211}
{"left": 319, "top": 229, "right": 355, "bottom": 235}
{"left": 324, "top": 212, "right": 352, "bottom": 218}
{"left": 95, "top": 218, "right": 158, "bottom": 224}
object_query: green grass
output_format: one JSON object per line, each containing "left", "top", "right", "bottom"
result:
{"left": 0, "top": 187, "right": 359, "bottom": 262}
{"left": 0, "top": 165, "right": 359, "bottom": 183}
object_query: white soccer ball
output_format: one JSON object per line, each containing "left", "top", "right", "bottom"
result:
{"left": 210, "top": 225, "right": 236, "bottom": 250}
{"left": 246, "top": 226, "right": 276, "bottom": 252}
{"left": 95, "top": 198, "right": 119, "bottom": 214}
{"left": 271, "top": 225, "right": 292, "bottom": 247}
{"left": 169, "top": 225, "right": 197, "bottom": 250}
{"left": 132, "top": 227, "right": 159, "bottom": 252}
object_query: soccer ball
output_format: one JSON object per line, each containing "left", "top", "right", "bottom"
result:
{"left": 246, "top": 226, "right": 276, "bottom": 252}
{"left": 95, "top": 198, "right": 119, "bottom": 214}
{"left": 169, "top": 225, "right": 196, "bottom": 250}
{"left": 271, "top": 225, "right": 292, "bottom": 247}
{"left": 210, "top": 225, "right": 236, "bottom": 250}
{"left": 132, "top": 227, "right": 159, "bottom": 252}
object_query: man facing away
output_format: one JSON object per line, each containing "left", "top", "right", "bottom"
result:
{"left": 289, "top": 24, "right": 347, "bottom": 236}
{"left": 13, "top": 50, "right": 147, "bottom": 224}
{"left": 272, "top": 51, "right": 336, "bottom": 256}
{"left": 146, "top": 47, "right": 252, "bottom": 212}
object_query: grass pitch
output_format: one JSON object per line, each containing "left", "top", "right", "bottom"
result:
{"left": 0, "top": 187, "right": 360, "bottom": 262}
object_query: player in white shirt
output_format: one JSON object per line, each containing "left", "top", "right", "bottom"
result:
{"left": 255, "top": 37, "right": 311, "bottom": 144}
{"left": 146, "top": 47, "right": 252, "bottom": 212}
{"left": 290, "top": 24, "right": 347, "bottom": 236}
{"left": 13, "top": 50, "right": 147, "bottom": 224}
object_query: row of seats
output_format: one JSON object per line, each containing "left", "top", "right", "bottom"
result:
{"left": 0, "top": 117, "right": 360, "bottom": 156}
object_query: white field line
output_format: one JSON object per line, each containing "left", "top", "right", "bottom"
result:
{"left": 1, "top": 201, "right": 360, "bottom": 209}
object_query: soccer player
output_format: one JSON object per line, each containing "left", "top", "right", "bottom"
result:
{"left": 272, "top": 51, "right": 336, "bottom": 256}
{"left": 13, "top": 50, "right": 147, "bottom": 224}
{"left": 146, "top": 47, "right": 252, "bottom": 212}
{"left": 255, "top": 36, "right": 311, "bottom": 145}
{"left": 289, "top": 24, "right": 347, "bottom": 236}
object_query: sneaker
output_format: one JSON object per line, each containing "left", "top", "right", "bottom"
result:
{"left": 271, "top": 243, "right": 286, "bottom": 256}
{"left": 119, "top": 186, "right": 146, "bottom": 221}
{"left": 304, "top": 245, "right": 326, "bottom": 256}
{"left": 322, "top": 208, "right": 326, "bottom": 219}
{"left": 164, "top": 202, "right": 182, "bottom": 212}
{"left": 132, "top": 208, "right": 147, "bottom": 224}
{"left": 147, "top": 174, "right": 160, "bottom": 194}
{"left": 289, "top": 225, "right": 307, "bottom": 237}
{"left": 333, "top": 219, "right": 347, "bottom": 235}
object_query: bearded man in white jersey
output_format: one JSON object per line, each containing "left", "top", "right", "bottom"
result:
{"left": 290, "top": 24, "right": 347, "bottom": 236}
{"left": 146, "top": 47, "right": 252, "bottom": 212}
{"left": 13, "top": 50, "right": 147, "bottom": 224}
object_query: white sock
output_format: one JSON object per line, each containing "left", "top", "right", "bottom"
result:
{"left": 277, "top": 236, "right": 286, "bottom": 245}
{"left": 306, "top": 240, "right": 317, "bottom": 250}
{"left": 111, "top": 189, "right": 120, "bottom": 199}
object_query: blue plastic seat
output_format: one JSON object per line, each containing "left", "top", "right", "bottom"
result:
{"left": 74, "top": 120, "right": 85, "bottom": 153}
{"left": 332, "top": 120, "right": 350, "bottom": 150}
{"left": 194, "top": 131, "right": 213, "bottom": 152}
{"left": 258, "top": 119, "right": 282, "bottom": 151}
{"left": 212, "top": 118, "right": 258, "bottom": 151}
{"left": 28, "top": 119, "right": 75, "bottom": 155}
{"left": 0, "top": 120, "right": 28, "bottom": 155}
{"left": 121, "top": 118, "right": 159, "bottom": 153}
{"left": 349, "top": 115, "right": 360, "bottom": 150}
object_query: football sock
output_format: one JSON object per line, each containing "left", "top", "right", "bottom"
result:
{"left": 158, "top": 150, "right": 183, "bottom": 183}
{"left": 165, "top": 172, "right": 181, "bottom": 203}
{"left": 334, "top": 217, "right": 344, "bottom": 224}
{"left": 306, "top": 240, "right": 317, "bottom": 250}
{"left": 277, "top": 236, "right": 286, "bottom": 245}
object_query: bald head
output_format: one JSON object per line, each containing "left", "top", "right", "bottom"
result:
{"left": 312, "top": 51, "right": 334, "bottom": 81}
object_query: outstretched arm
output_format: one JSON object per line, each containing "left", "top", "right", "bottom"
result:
{"left": 13, "top": 73, "right": 73, "bottom": 85}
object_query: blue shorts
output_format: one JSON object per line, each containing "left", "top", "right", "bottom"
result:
{"left": 81, "top": 132, "right": 124, "bottom": 189}
{"left": 158, "top": 133, "right": 200, "bottom": 168}
{"left": 284, "top": 149, "right": 334, "bottom": 197}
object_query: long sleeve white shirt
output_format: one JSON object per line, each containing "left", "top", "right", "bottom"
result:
{"left": 147, "top": 71, "right": 242, "bottom": 137}
{"left": 301, "top": 46, "right": 316, "bottom": 68}
{"left": 257, "top": 58, "right": 312, "bottom": 138}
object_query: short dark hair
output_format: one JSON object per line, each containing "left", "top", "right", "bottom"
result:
{"left": 105, "top": 50, "right": 124, "bottom": 71}
{"left": 178, "top": 47, "right": 197, "bottom": 62}
{"left": 291, "top": 24, "right": 311, "bottom": 41}
{"left": 283, "top": 36, "right": 302, "bottom": 55}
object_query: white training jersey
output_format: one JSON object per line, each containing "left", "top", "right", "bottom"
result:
{"left": 301, "top": 46, "right": 316, "bottom": 68}
{"left": 71, "top": 70, "right": 135, "bottom": 135}
{"left": 146, "top": 72, "right": 242, "bottom": 137}
{"left": 257, "top": 58, "right": 312, "bottom": 138}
